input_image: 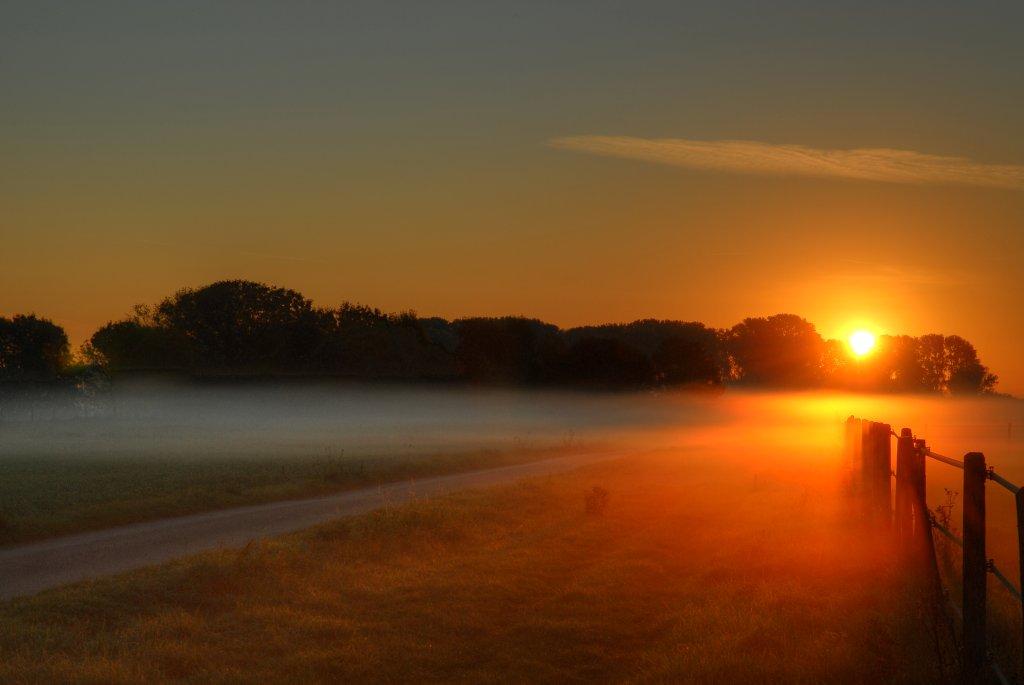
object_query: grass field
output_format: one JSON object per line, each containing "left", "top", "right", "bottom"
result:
{"left": 0, "top": 447, "right": 944, "bottom": 683}
{"left": 1, "top": 382, "right": 652, "bottom": 546}
{"left": 0, "top": 445, "right": 583, "bottom": 546}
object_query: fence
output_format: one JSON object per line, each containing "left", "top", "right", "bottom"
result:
{"left": 846, "top": 416, "right": 1023, "bottom": 684}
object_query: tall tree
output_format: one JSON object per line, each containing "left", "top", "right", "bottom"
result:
{"left": 943, "top": 335, "right": 998, "bottom": 394}
{"left": 916, "top": 334, "right": 948, "bottom": 392}
{"left": 0, "top": 315, "right": 70, "bottom": 381}
{"left": 726, "top": 314, "right": 826, "bottom": 387}
{"left": 155, "top": 280, "right": 321, "bottom": 371}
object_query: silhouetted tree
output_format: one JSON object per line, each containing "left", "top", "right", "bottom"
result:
{"left": 727, "top": 314, "right": 826, "bottom": 387}
{"left": 823, "top": 332, "right": 996, "bottom": 394}
{"left": 316, "top": 304, "right": 456, "bottom": 378}
{"left": 833, "top": 335, "right": 924, "bottom": 392}
{"left": 33, "top": 278, "right": 999, "bottom": 394}
{"left": 559, "top": 337, "right": 655, "bottom": 388}
{"left": 652, "top": 331, "right": 725, "bottom": 385}
{"left": 820, "top": 338, "right": 852, "bottom": 386}
{"left": 0, "top": 315, "right": 69, "bottom": 381}
{"left": 916, "top": 334, "right": 948, "bottom": 393}
{"left": 932, "top": 335, "right": 997, "bottom": 394}
{"left": 154, "top": 280, "right": 322, "bottom": 371}
{"left": 568, "top": 319, "right": 725, "bottom": 385}
{"left": 872, "top": 335, "right": 926, "bottom": 392}
{"left": 87, "top": 310, "right": 191, "bottom": 370}
{"left": 454, "top": 317, "right": 563, "bottom": 383}
{"left": 419, "top": 317, "right": 459, "bottom": 354}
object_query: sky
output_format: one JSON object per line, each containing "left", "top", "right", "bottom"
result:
{"left": 3, "top": 1, "right": 1024, "bottom": 392}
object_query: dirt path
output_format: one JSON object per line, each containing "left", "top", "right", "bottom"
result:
{"left": 0, "top": 450, "right": 628, "bottom": 601}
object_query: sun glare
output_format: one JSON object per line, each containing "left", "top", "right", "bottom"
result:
{"left": 849, "top": 330, "right": 876, "bottom": 358}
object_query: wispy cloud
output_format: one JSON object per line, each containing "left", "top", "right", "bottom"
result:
{"left": 550, "top": 136, "right": 1024, "bottom": 190}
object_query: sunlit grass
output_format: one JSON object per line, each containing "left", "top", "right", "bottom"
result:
{"left": 0, "top": 449, "right": 941, "bottom": 682}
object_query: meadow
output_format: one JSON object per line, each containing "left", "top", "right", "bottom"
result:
{"left": 0, "top": 446, "right": 575, "bottom": 546}
{"left": 0, "top": 447, "right": 940, "bottom": 683}
{"left": 0, "top": 382, "right": 715, "bottom": 545}
{"left": 1, "top": 384, "right": 1020, "bottom": 551}
{"left": 2, "top": 386, "right": 1023, "bottom": 682}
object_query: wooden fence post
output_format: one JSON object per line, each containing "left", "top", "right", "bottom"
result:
{"left": 859, "top": 421, "right": 892, "bottom": 527}
{"left": 895, "top": 428, "right": 914, "bottom": 550}
{"left": 962, "top": 452, "right": 987, "bottom": 683}
{"left": 853, "top": 417, "right": 863, "bottom": 497}
{"left": 911, "top": 439, "right": 929, "bottom": 565}
{"left": 853, "top": 417, "right": 862, "bottom": 464}
{"left": 860, "top": 420, "right": 872, "bottom": 517}
{"left": 851, "top": 418, "right": 893, "bottom": 528}
{"left": 844, "top": 416, "right": 856, "bottom": 481}
{"left": 910, "top": 438, "right": 950, "bottom": 590}
{"left": 875, "top": 422, "right": 892, "bottom": 527}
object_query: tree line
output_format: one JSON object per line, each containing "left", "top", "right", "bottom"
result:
{"left": 0, "top": 279, "right": 999, "bottom": 394}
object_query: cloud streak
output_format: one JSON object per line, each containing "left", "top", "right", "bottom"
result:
{"left": 550, "top": 136, "right": 1024, "bottom": 190}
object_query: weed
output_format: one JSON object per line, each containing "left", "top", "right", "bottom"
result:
{"left": 934, "top": 488, "right": 959, "bottom": 570}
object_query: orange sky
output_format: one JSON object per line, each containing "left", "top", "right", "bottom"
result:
{"left": 3, "top": 3, "right": 1023, "bottom": 392}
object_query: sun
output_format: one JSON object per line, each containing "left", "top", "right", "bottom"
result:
{"left": 848, "top": 330, "right": 876, "bottom": 358}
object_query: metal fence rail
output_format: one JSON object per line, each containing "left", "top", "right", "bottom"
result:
{"left": 989, "top": 468, "right": 1020, "bottom": 494}
{"left": 989, "top": 561, "right": 1023, "bottom": 602}
{"left": 926, "top": 449, "right": 965, "bottom": 470}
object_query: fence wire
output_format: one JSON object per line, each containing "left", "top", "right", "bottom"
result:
{"left": 928, "top": 507, "right": 1017, "bottom": 683}
{"left": 852, "top": 417, "right": 1022, "bottom": 682}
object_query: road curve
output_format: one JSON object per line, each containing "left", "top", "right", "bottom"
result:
{"left": 0, "top": 450, "right": 628, "bottom": 601}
